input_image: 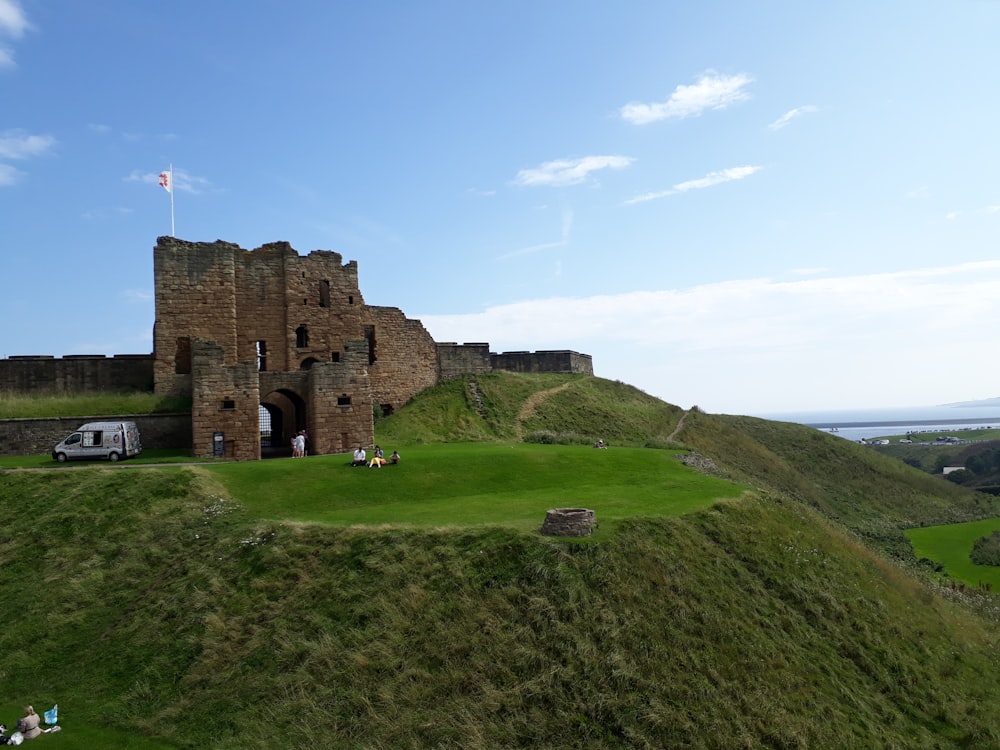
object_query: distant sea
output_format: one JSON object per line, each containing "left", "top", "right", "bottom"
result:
{"left": 757, "top": 405, "right": 1000, "bottom": 443}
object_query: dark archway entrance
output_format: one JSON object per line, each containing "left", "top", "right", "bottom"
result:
{"left": 260, "top": 388, "right": 307, "bottom": 459}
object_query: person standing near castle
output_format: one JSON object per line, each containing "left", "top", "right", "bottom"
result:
{"left": 292, "top": 431, "right": 306, "bottom": 458}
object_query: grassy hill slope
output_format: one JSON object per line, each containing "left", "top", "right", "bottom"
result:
{"left": 4, "top": 375, "right": 1000, "bottom": 747}
{"left": 3, "top": 467, "right": 1000, "bottom": 748}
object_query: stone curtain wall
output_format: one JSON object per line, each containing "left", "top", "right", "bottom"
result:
{"left": 491, "top": 350, "right": 593, "bottom": 375}
{"left": 0, "top": 355, "right": 153, "bottom": 393}
{"left": 436, "top": 346, "right": 594, "bottom": 381}
{"left": 436, "top": 343, "right": 492, "bottom": 382}
{"left": 365, "top": 306, "right": 440, "bottom": 412}
{"left": 0, "top": 413, "right": 190, "bottom": 456}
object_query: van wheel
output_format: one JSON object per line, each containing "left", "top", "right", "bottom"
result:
{"left": 108, "top": 452, "right": 120, "bottom": 462}
{"left": 55, "top": 452, "right": 67, "bottom": 463}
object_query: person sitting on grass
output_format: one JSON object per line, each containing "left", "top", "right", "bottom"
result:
{"left": 16, "top": 705, "right": 41, "bottom": 740}
{"left": 368, "top": 445, "right": 386, "bottom": 468}
{"left": 389, "top": 449, "right": 400, "bottom": 465}
{"left": 351, "top": 446, "right": 366, "bottom": 466}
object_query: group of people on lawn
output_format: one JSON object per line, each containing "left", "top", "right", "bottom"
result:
{"left": 352, "top": 445, "right": 400, "bottom": 468}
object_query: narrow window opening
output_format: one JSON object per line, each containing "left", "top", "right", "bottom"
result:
{"left": 175, "top": 336, "right": 192, "bottom": 374}
{"left": 337, "top": 394, "right": 351, "bottom": 406}
{"left": 296, "top": 325, "right": 309, "bottom": 348}
{"left": 319, "top": 279, "right": 330, "bottom": 308}
{"left": 331, "top": 351, "right": 340, "bottom": 362}
{"left": 364, "top": 325, "right": 376, "bottom": 365}
{"left": 348, "top": 295, "right": 354, "bottom": 305}
{"left": 257, "top": 340, "right": 267, "bottom": 371}
{"left": 222, "top": 399, "right": 236, "bottom": 410}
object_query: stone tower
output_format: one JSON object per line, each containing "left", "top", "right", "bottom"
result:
{"left": 153, "top": 237, "right": 438, "bottom": 459}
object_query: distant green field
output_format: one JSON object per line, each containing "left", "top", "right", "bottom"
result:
{"left": 907, "top": 518, "right": 1000, "bottom": 587}
{"left": 202, "top": 443, "right": 746, "bottom": 535}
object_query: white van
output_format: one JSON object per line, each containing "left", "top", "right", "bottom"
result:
{"left": 52, "top": 421, "right": 142, "bottom": 463}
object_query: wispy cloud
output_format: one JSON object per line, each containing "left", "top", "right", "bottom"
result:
{"left": 620, "top": 71, "right": 753, "bottom": 125}
{"left": 417, "top": 261, "right": 1000, "bottom": 412}
{"left": 768, "top": 105, "right": 818, "bottom": 130}
{"left": 624, "top": 165, "right": 761, "bottom": 205}
{"left": 125, "top": 167, "right": 213, "bottom": 194}
{"left": 514, "top": 155, "right": 633, "bottom": 187}
{"left": 0, "top": 130, "right": 56, "bottom": 159}
{"left": 0, "top": 0, "right": 29, "bottom": 68}
{"left": 0, "top": 129, "right": 55, "bottom": 187}
{"left": 0, "top": 162, "right": 22, "bottom": 186}
{"left": 499, "top": 210, "right": 574, "bottom": 260}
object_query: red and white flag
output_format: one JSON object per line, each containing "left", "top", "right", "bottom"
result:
{"left": 158, "top": 170, "right": 172, "bottom": 193}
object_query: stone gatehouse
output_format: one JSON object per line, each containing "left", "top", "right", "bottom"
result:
{"left": 152, "top": 237, "right": 593, "bottom": 460}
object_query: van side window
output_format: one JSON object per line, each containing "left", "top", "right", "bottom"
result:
{"left": 83, "top": 431, "right": 103, "bottom": 447}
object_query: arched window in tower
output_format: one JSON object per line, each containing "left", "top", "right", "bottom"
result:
{"left": 319, "top": 279, "right": 330, "bottom": 308}
{"left": 296, "top": 325, "right": 309, "bottom": 348}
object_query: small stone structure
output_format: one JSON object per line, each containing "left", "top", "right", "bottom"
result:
{"left": 540, "top": 508, "right": 597, "bottom": 537}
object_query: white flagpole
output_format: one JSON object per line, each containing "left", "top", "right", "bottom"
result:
{"left": 169, "top": 163, "right": 175, "bottom": 237}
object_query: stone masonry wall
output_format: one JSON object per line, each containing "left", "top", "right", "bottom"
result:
{"left": 436, "top": 343, "right": 492, "bottom": 382}
{"left": 154, "top": 238, "right": 239, "bottom": 397}
{"left": 365, "top": 306, "right": 439, "bottom": 412}
{"left": 191, "top": 339, "right": 261, "bottom": 460}
{"left": 0, "top": 355, "right": 153, "bottom": 393}
{"left": 491, "top": 349, "right": 593, "bottom": 375}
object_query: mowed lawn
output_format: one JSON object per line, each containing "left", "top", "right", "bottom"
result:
{"left": 203, "top": 443, "right": 747, "bottom": 533}
{"left": 907, "top": 517, "right": 1000, "bottom": 588}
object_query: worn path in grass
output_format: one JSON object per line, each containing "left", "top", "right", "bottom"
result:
{"left": 512, "top": 381, "right": 572, "bottom": 440}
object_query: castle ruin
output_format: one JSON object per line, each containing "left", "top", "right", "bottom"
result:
{"left": 0, "top": 237, "right": 592, "bottom": 459}
{"left": 156, "top": 236, "right": 594, "bottom": 459}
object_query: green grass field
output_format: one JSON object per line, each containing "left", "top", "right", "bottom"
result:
{"left": 202, "top": 444, "right": 745, "bottom": 535}
{"left": 907, "top": 518, "right": 1000, "bottom": 588}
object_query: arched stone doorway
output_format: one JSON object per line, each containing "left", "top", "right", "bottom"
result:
{"left": 260, "top": 388, "right": 307, "bottom": 458}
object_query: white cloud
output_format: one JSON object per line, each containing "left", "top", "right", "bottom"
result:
{"left": 0, "top": 0, "right": 29, "bottom": 68}
{"left": 768, "top": 105, "right": 818, "bottom": 130}
{"left": 499, "top": 209, "right": 574, "bottom": 260}
{"left": 0, "top": 162, "right": 22, "bottom": 186}
{"left": 624, "top": 165, "right": 761, "bottom": 205}
{"left": 125, "top": 167, "right": 213, "bottom": 194}
{"left": 0, "top": 130, "right": 56, "bottom": 159}
{"left": 417, "top": 261, "right": 1000, "bottom": 412}
{"left": 514, "top": 155, "right": 633, "bottom": 187}
{"left": 620, "top": 72, "right": 753, "bottom": 125}
{"left": 0, "top": 0, "right": 28, "bottom": 37}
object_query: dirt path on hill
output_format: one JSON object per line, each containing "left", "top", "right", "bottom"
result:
{"left": 666, "top": 408, "right": 691, "bottom": 443}
{"left": 514, "top": 382, "right": 572, "bottom": 440}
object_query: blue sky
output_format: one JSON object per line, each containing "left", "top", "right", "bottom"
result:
{"left": 2, "top": 1, "right": 999, "bottom": 414}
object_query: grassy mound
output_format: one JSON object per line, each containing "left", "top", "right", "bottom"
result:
{"left": 5, "top": 375, "right": 1000, "bottom": 747}
{"left": 4, "top": 466, "right": 1000, "bottom": 748}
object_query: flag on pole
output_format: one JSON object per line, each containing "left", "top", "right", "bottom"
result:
{"left": 158, "top": 170, "right": 172, "bottom": 193}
